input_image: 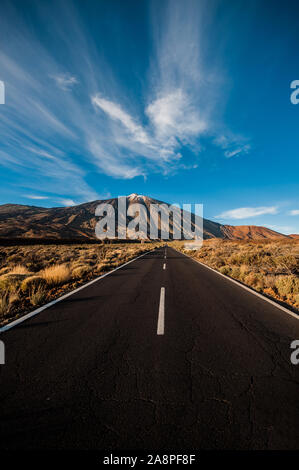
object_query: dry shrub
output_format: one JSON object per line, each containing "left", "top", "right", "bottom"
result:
{"left": 264, "top": 275, "right": 276, "bottom": 289}
{"left": 275, "top": 275, "right": 299, "bottom": 297}
{"left": 219, "top": 266, "right": 231, "bottom": 275}
{"left": 209, "top": 256, "right": 225, "bottom": 268}
{"left": 29, "top": 286, "right": 47, "bottom": 306}
{"left": 229, "top": 253, "right": 244, "bottom": 265}
{"left": 112, "top": 249, "right": 122, "bottom": 257}
{"left": 0, "top": 267, "right": 11, "bottom": 275}
{"left": 100, "top": 262, "right": 114, "bottom": 272}
{"left": 244, "top": 272, "right": 259, "bottom": 287}
{"left": 264, "top": 287, "right": 277, "bottom": 298}
{"left": 83, "top": 258, "right": 96, "bottom": 266}
{"left": 8, "top": 265, "right": 31, "bottom": 275}
{"left": 94, "top": 262, "right": 105, "bottom": 273}
{"left": 0, "top": 292, "right": 9, "bottom": 317}
{"left": 0, "top": 274, "right": 29, "bottom": 292}
{"left": 21, "top": 276, "right": 46, "bottom": 293}
{"left": 239, "top": 265, "right": 250, "bottom": 281}
{"left": 71, "top": 260, "right": 85, "bottom": 268}
{"left": 230, "top": 267, "right": 241, "bottom": 279}
{"left": 9, "top": 291, "right": 20, "bottom": 304}
{"left": 72, "top": 265, "right": 91, "bottom": 278}
{"left": 0, "top": 288, "right": 19, "bottom": 316}
{"left": 7, "top": 254, "right": 23, "bottom": 264}
{"left": 41, "top": 264, "right": 71, "bottom": 286}
{"left": 270, "top": 251, "right": 298, "bottom": 275}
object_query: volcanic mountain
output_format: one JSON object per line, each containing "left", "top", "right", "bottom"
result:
{"left": 0, "top": 194, "right": 290, "bottom": 240}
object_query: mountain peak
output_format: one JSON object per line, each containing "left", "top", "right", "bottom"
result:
{"left": 127, "top": 193, "right": 148, "bottom": 201}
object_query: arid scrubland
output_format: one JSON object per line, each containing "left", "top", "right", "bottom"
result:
{"left": 0, "top": 243, "right": 156, "bottom": 326}
{"left": 175, "top": 239, "right": 299, "bottom": 310}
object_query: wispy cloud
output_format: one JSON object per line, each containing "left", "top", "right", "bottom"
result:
{"left": 24, "top": 195, "right": 49, "bottom": 200}
{"left": 224, "top": 145, "right": 250, "bottom": 158}
{"left": 0, "top": 6, "right": 100, "bottom": 202}
{"left": 214, "top": 135, "right": 251, "bottom": 159}
{"left": 146, "top": 90, "right": 207, "bottom": 140}
{"left": 0, "top": 0, "right": 251, "bottom": 202}
{"left": 288, "top": 210, "right": 299, "bottom": 216}
{"left": 91, "top": 88, "right": 206, "bottom": 172}
{"left": 149, "top": 1, "right": 250, "bottom": 162}
{"left": 92, "top": 95, "right": 150, "bottom": 145}
{"left": 265, "top": 224, "right": 295, "bottom": 234}
{"left": 52, "top": 74, "right": 78, "bottom": 91}
{"left": 55, "top": 198, "right": 76, "bottom": 207}
{"left": 215, "top": 206, "right": 279, "bottom": 220}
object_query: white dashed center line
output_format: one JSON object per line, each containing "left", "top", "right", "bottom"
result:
{"left": 157, "top": 287, "right": 165, "bottom": 335}
{"left": 163, "top": 263, "right": 166, "bottom": 270}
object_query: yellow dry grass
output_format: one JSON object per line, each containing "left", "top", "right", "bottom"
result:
{"left": 8, "top": 265, "right": 31, "bottom": 275}
{"left": 41, "top": 264, "right": 71, "bottom": 286}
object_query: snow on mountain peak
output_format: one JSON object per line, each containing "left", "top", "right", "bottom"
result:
{"left": 127, "top": 193, "right": 148, "bottom": 201}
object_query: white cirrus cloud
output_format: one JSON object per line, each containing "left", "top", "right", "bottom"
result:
{"left": 55, "top": 198, "right": 76, "bottom": 207}
{"left": 225, "top": 144, "right": 250, "bottom": 158}
{"left": 52, "top": 74, "right": 78, "bottom": 91}
{"left": 92, "top": 94, "right": 150, "bottom": 145}
{"left": 146, "top": 89, "right": 207, "bottom": 140}
{"left": 265, "top": 224, "right": 295, "bottom": 234}
{"left": 24, "top": 194, "right": 49, "bottom": 200}
{"left": 214, "top": 134, "right": 251, "bottom": 159}
{"left": 215, "top": 206, "right": 279, "bottom": 220}
{"left": 288, "top": 210, "right": 299, "bottom": 216}
{"left": 91, "top": 89, "right": 207, "bottom": 171}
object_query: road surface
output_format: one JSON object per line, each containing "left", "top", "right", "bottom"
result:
{"left": 0, "top": 246, "right": 299, "bottom": 449}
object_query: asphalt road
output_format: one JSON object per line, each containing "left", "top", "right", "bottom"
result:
{"left": 0, "top": 246, "right": 299, "bottom": 450}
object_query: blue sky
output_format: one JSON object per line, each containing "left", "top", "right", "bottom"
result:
{"left": 0, "top": 0, "right": 298, "bottom": 234}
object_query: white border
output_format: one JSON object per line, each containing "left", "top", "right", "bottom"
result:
{"left": 0, "top": 248, "right": 155, "bottom": 334}
{"left": 177, "top": 248, "right": 299, "bottom": 321}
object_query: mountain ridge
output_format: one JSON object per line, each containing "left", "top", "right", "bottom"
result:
{"left": 0, "top": 194, "right": 292, "bottom": 240}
